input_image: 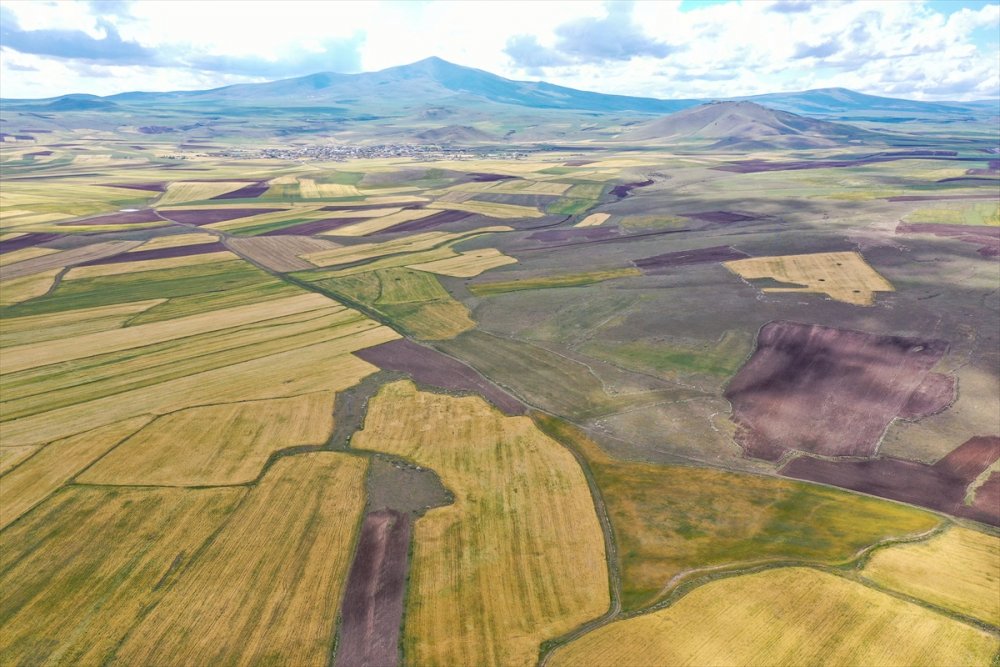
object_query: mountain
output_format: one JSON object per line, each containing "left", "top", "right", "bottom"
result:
{"left": 621, "top": 101, "right": 874, "bottom": 149}
{"left": 100, "top": 57, "right": 697, "bottom": 115}
{"left": 412, "top": 125, "right": 498, "bottom": 144}
{"left": 735, "top": 87, "right": 994, "bottom": 120}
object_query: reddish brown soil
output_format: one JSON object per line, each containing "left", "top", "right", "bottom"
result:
{"left": 211, "top": 181, "right": 269, "bottom": 199}
{"left": 380, "top": 209, "right": 472, "bottom": 234}
{"left": 898, "top": 372, "right": 956, "bottom": 419}
{"left": 0, "top": 233, "right": 63, "bottom": 255}
{"left": 680, "top": 211, "right": 760, "bottom": 224}
{"left": 335, "top": 510, "right": 411, "bottom": 667}
{"left": 353, "top": 338, "right": 525, "bottom": 415}
{"left": 896, "top": 222, "right": 1000, "bottom": 257}
{"left": 781, "top": 436, "right": 1000, "bottom": 526}
{"left": 726, "top": 321, "right": 951, "bottom": 461}
{"left": 159, "top": 209, "right": 281, "bottom": 225}
{"left": 633, "top": 245, "right": 749, "bottom": 273}
{"left": 25, "top": 150, "right": 53, "bottom": 157}
{"left": 610, "top": 179, "right": 653, "bottom": 198}
{"left": 967, "top": 473, "right": 1000, "bottom": 525}
{"left": 57, "top": 210, "right": 162, "bottom": 226}
{"left": 81, "top": 242, "right": 227, "bottom": 265}
{"left": 563, "top": 160, "right": 594, "bottom": 167}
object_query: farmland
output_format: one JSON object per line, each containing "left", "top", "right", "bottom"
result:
{"left": 1, "top": 67, "right": 999, "bottom": 667}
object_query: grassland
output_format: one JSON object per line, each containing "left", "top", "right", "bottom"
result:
{"left": 861, "top": 526, "right": 1000, "bottom": 625}
{"left": 427, "top": 200, "right": 544, "bottom": 219}
{"left": 549, "top": 568, "right": 998, "bottom": 666}
{"left": 157, "top": 181, "right": 252, "bottom": 205}
{"left": 468, "top": 267, "right": 640, "bottom": 296}
{"left": 303, "top": 228, "right": 510, "bottom": 268}
{"left": 580, "top": 330, "right": 751, "bottom": 381}
{"left": 907, "top": 202, "right": 1000, "bottom": 226}
{"left": 352, "top": 381, "right": 609, "bottom": 667}
{"left": 79, "top": 392, "right": 334, "bottom": 486}
{"left": 114, "top": 453, "right": 367, "bottom": 666}
{"left": 64, "top": 250, "right": 235, "bottom": 280}
{"left": 0, "top": 485, "right": 245, "bottom": 665}
{"left": 724, "top": 251, "right": 894, "bottom": 306}
{"left": 534, "top": 415, "right": 942, "bottom": 610}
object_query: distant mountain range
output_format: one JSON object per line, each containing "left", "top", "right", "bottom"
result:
{"left": 3, "top": 57, "right": 996, "bottom": 121}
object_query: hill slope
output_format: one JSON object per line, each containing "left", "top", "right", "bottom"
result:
{"left": 621, "top": 101, "right": 874, "bottom": 148}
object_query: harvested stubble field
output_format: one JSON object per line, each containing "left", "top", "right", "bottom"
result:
{"left": 548, "top": 568, "right": 998, "bottom": 667}
{"left": 723, "top": 251, "right": 894, "bottom": 305}
{"left": 115, "top": 453, "right": 367, "bottom": 666}
{"left": 78, "top": 392, "right": 335, "bottom": 486}
{"left": 861, "top": 526, "right": 1000, "bottom": 625}
{"left": 351, "top": 381, "right": 609, "bottom": 667}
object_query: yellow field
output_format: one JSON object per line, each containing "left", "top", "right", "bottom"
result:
{"left": 549, "top": 568, "right": 998, "bottom": 667}
{"left": 156, "top": 181, "right": 251, "bottom": 205}
{"left": 0, "top": 268, "right": 61, "bottom": 306}
{"left": 0, "top": 298, "right": 165, "bottom": 347}
{"left": 0, "top": 445, "right": 38, "bottom": 475}
{"left": 297, "top": 178, "right": 361, "bottom": 198}
{"left": 724, "top": 251, "right": 894, "bottom": 306}
{"left": 352, "top": 381, "right": 609, "bottom": 667}
{"left": 303, "top": 226, "right": 510, "bottom": 268}
{"left": 0, "top": 240, "right": 141, "bottom": 280}
{"left": 1, "top": 313, "right": 396, "bottom": 448}
{"left": 115, "top": 453, "right": 367, "bottom": 666}
{"left": 0, "top": 485, "right": 245, "bottom": 665}
{"left": 225, "top": 235, "right": 340, "bottom": 272}
{"left": 428, "top": 200, "right": 544, "bottom": 219}
{"left": 0, "top": 416, "right": 152, "bottom": 529}
{"left": 488, "top": 180, "right": 572, "bottom": 195}
{"left": 408, "top": 248, "right": 517, "bottom": 277}
{"left": 134, "top": 232, "right": 219, "bottom": 250}
{"left": 862, "top": 526, "right": 1000, "bottom": 625}
{"left": 2, "top": 292, "right": 330, "bottom": 374}
{"left": 79, "top": 392, "right": 334, "bottom": 486}
{"left": 575, "top": 212, "right": 610, "bottom": 228}
{"left": 64, "top": 251, "right": 236, "bottom": 280}
{"left": 325, "top": 208, "right": 436, "bottom": 236}
{"left": 0, "top": 246, "right": 59, "bottom": 267}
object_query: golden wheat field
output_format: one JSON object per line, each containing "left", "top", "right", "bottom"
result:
{"left": 408, "top": 247, "right": 517, "bottom": 277}
{"left": 862, "top": 526, "right": 1000, "bottom": 625}
{"left": 351, "top": 381, "right": 609, "bottom": 667}
{"left": 114, "top": 453, "right": 367, "bottom": 667}
{"left": 723, "top": 251, "right": 894, "bottom": 306}
{"left": 0, "top": 485, "right": 245, "bottom": 665}
{"left": 78, "top": 392, "right": 335, "bottom": 486}
{"left": 549, "top": 568, "right": 998, "bottom": 667}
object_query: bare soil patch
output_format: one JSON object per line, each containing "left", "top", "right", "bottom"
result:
{"left": 159, "top": 208, "right": 281, "bottom": 225}
{"left": 726, "top": 321, "right": 951, "bottom": 461}
{"left": 634, "top": 245, "right": 749, "bottom": 273}
{"left": 895, "top": 222, "right": 1000, "bottom": 257}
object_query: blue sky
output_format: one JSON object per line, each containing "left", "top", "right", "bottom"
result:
{"left": 0, "top": 0, "right": 997, "bottom": 101}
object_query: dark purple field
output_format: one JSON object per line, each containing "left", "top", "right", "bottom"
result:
{"left": 781, "top": 436, "right": 1000, "bottom": 526}
{"left": 0, "top": 233, "right": 62, "bottom": 255}
{"left": 726, "top": 321, "right": 951, "bottom": 461}
{"left": 80, "top": 242, "right": 227, "bottom": 265}
{"left": 354, "top": 338, "right": 525, "bottom": 415}
{"left": 563, "top": 160, "right": 594, "bottom": 167}
{"left": 896, "top": 222, "right": 1000, "bottom": 257}
{"left": 680, "top": 211, "right": 759, "bottom": 224}
{"left": 969, "top": 473, "right": 1000, "bottom": 525}
{"left": 334, "top": 510, "right": 411, "bottom": 667}
{"left": 59, "top": 210, "right": 163, "bottom": 226}
{"left": 210, "top": 181, "right": 269, "bottom": 199}
{"left": 260, "top": 217, "right": 370, "bottom": 236}
{"left": 322, "top": 203, "right": 423, "bottom": 211}
{"left": 382, "top": 209, "right": 472, "bottom": 233}
{"left": 715, "top": 152, "right": 974, "bottom": 174}
{"left": 610, "top": 179, "right": 654, "bottom": 198}
{"left": 633, "top": 245, "right": 750, "bottom": 273}
{"left": 468, "top": 172, "right": 516, "bottom": 182}
{"left": 101, "top": 182, "right": 167, "bottom": 192}
{"left": 159, "top": 208, "right": 280, "bottom": 225}
{"left": 25, "top": 150, "right": 54, "bottom": 157}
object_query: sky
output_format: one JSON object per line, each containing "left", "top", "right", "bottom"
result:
{"left": 0, "top": 0, "right": 998, "bottom": 101}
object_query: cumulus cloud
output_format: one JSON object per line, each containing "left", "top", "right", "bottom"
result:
{"left": 506, "top": 1, "right": 675, "bottom": 68}
{"left": 793, "top": 39, "right": 841, "bottom": 59}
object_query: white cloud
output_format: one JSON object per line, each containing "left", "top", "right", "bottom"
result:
{"left": 0, "top": 0, "right": 996, "bottom": 101}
